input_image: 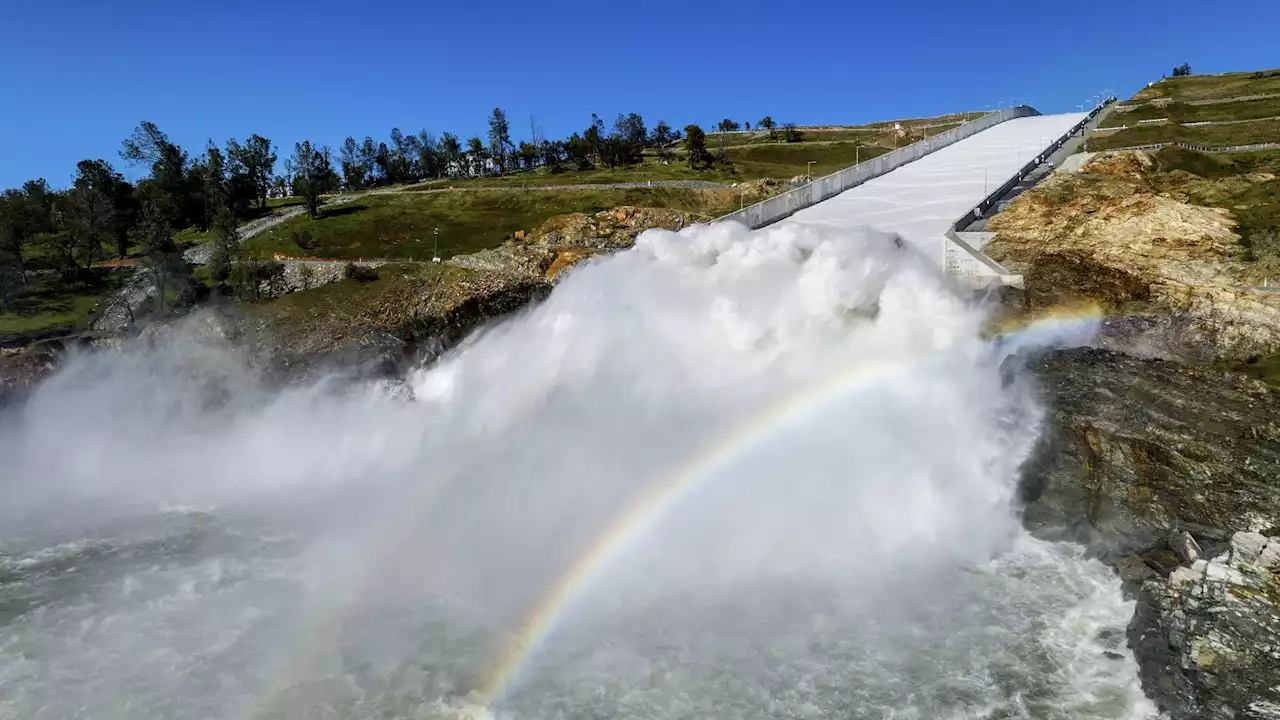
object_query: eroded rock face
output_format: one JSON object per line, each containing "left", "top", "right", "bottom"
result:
{"left": 986, "top": 151, "right": 1280, "bottom": 360}
{"left": 1022, "top": 347, "right": 1280, "bottom": 556}
{"left": 1022, "top": 347, "right": 1280, "bottom": 718}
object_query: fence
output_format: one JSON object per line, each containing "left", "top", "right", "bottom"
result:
{"left": 713, "top": 106, "right": 1041, "bottom": 229}
{"left": 1094, "top": 140, "right": 1280, "bottom": 153}
{"left": 951, "top": 99, "right": 1112, "bottom": 233}
{"left": 939, "top": 100, "right": 1115, "bottom": 286}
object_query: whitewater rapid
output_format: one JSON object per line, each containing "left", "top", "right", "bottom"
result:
{"left": 0, "top": 220, "right": 1156, "bottom": 719}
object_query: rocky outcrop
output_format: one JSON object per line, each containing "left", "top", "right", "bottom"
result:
{"left": 0, "top": 342, "right": 62, "bottom": 406}
{"left": 1021, "top": 346, "right": 1280, "bottom": 718}
{"left": 986, "top": 151, "right": 1280, "bottom": 360}
{"left": 451, "top": 205, "right": 711, "bottom": 280}
{"left": 1130, "top": 531, "right": 1280, "bottom": 719}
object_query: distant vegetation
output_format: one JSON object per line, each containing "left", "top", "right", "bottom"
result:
{"left": 1, "top": 95, "right": 986, "bottom": 343}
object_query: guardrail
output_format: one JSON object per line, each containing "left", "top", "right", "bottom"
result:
{"left": 713, "top": 106, "right": 1042, "bottom": 229}
{"left": 951, "top": 99, "right": 1113, "bottom": 233}
{"left": 940, "top": 99, "right": 1116, "bottom": 287}
{"left": 1094, "top": 140, "right": 1280, "bottom": 153}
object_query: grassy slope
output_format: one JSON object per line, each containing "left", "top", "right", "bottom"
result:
{"left": 1133, "top": 70, "right": 1280, "bottom": 102}
{"left": 1148, "top": 146, "right": 1280, "bottom": 278}
{"left": 409, "top": 160, "right": 739, "bottom": 188}
{"left": 245, "top": 188, "right": 747, "bottom": 260}
{"left": 408, "top": 139, "right": 897, "bottom": 190}
{"left": 1089, "top": 118, "right": 1280, "bottom": 150}
{"left": 726, "top": 142, "right": 890, "bottom": 178}
{"left": 0, "top": 270, "right": 130, "bottom": 343}
{"left": 1101, "top": 96, "right": 1280, "bottom": 128}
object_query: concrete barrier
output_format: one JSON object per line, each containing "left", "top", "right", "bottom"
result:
{"left": 714, "top": 106, "right": 1042, "bottom": 229}
{"left": 939, "top": 100, "right": 1116, "bottom": 289}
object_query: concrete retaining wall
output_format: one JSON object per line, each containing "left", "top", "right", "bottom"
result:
{"left": 715, "top": 106, "right": 1042, "bottom": 229}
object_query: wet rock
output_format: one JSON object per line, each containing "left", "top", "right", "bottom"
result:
{"left": 1132, "top": 531, "right": 1280, "bottom": 719}
{"left": 1116, "top": 554, "right": 1159, "bottom": 586}
{"left": 1170, "top": 531, "right": 1203, "bottom": 564}
{"left": 1021, "top": 347, "right": 1280, "bottom": 558}
{"left": 1023, "top": 347, "right": 1280, "bottom": 718}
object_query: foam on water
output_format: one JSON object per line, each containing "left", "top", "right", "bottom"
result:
{"left": 0, "top": 219, "right": 1156, "bottom": 719}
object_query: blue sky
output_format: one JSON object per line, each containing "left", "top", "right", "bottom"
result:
{"left": 1, "top": 0, "right": 1277, "bottom": 189}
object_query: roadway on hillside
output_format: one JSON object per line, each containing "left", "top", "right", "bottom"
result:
{"left": 779, "top": 113, "right": 1087, "bottom": 263}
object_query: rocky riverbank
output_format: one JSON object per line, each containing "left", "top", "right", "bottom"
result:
{"left": 1020, "top": 346, "right": 1280, "bottom": 718}
{"left": 6, "top": 199, "right": 1280, "bottom": 718}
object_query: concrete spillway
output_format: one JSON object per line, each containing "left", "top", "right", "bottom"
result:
{"left": 779, "top": 113, "right": 1087, "bottom": 266}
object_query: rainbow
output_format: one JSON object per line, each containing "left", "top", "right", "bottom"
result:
{"left": 465, "top": 306, "right": 1105, "bottom": 711}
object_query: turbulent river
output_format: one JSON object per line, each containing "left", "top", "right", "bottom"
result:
{"left": 0, "top": 221, "right": 1157, "bottom": 719}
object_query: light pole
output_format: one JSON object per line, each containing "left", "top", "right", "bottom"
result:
{"left": 806, "top": 160, "right": 818, "bottom": 181}
{"left": 432, "top": 227, "right": 440, "bottom": 263}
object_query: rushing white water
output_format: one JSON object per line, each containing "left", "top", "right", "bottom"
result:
{"left": 0, "top": 220, "right": 1156, "bottom": 719}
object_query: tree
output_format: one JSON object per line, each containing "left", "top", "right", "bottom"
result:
{"left": 540, "top": 139, "right": 565, "bottom": 173}
{"left": 615, "top": 113, "right": 647, "bottom": 148}
{"left": 389, "top": 128, "right": 413, "bottom": 183}
{"left": 684, "top": 125, "right": 713, "bottom": 169}
{"left": 466, "top": 136, "right": 487, "bottom": 176}
{"left": 65, "top": 186, "right": 115, "bottom": 273}
{"left": 133, "top": 202, "right": 194, "bottom": 313}
{"left": 565, "top": 133, "right": 593, "bottom": 171}
{"left": 0, "top": 182, "right": 56, "bottom": 284}
{"left": 196, "top": 143, "right": 230, "bottom": 231}
{"left": 359, "top": 137, "right": 380, "bottom": 184}
{"left": 73, "top": 159, "right": 137, "bottom": 258}
{"left": 0, "top": 241, "right": 21, "bottom": 310}
{"left": 286, "top": 140, "right": 338, "bottom": 218}
{"left": 0, "top": 193, "right": 30, "bottom": 295}
{"left": 744, "top": 121, "right": 751, "bottom": 130}
{"left": 226, "top": 134, "right": 277, "bottom": 208}
{"left": 517, "top": 141, "right": 539, "bottom": 170}
{"left": 783, "top": 123, "right": 803, "bottom": 143}
{"left": 488, "top": 108, "right": 513, "bottom": 174}
{"left": 416, "top": 130, "right": 442, "bottom": 179}
{"left": 1172, "top": 63, "right": 1192, "bottom": 77}
{"left": 759, "top": 116, "right": 778, "bottom": 140}
{"left": 718, "top": 119, "right": 741, "bottom": 132}
{"left": 651, "top": 120, "right": 675, "bottom": 147}
{"left": 339, "top": 137, "right": 367, "bottom": 189}
{"left": 585, "top": 114, "right": 605, "bottom": 163}
{"left": 207, "top": 205, "right": 238, "bottom": 287}
{"left": 440, "top": 133, "right": 463, "bottom": 177}
{"left": 120, "top": 121, "right": 195, "bottom": 228}
{"left": 374, "top": 142, "right": 392, "bottom": 182}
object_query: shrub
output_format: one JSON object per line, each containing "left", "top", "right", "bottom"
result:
{"left": 343, "top": 262, "right": 379, "bottom": 282}
{"left": 292, "top": 229, "right": 319, "bottom": 251}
